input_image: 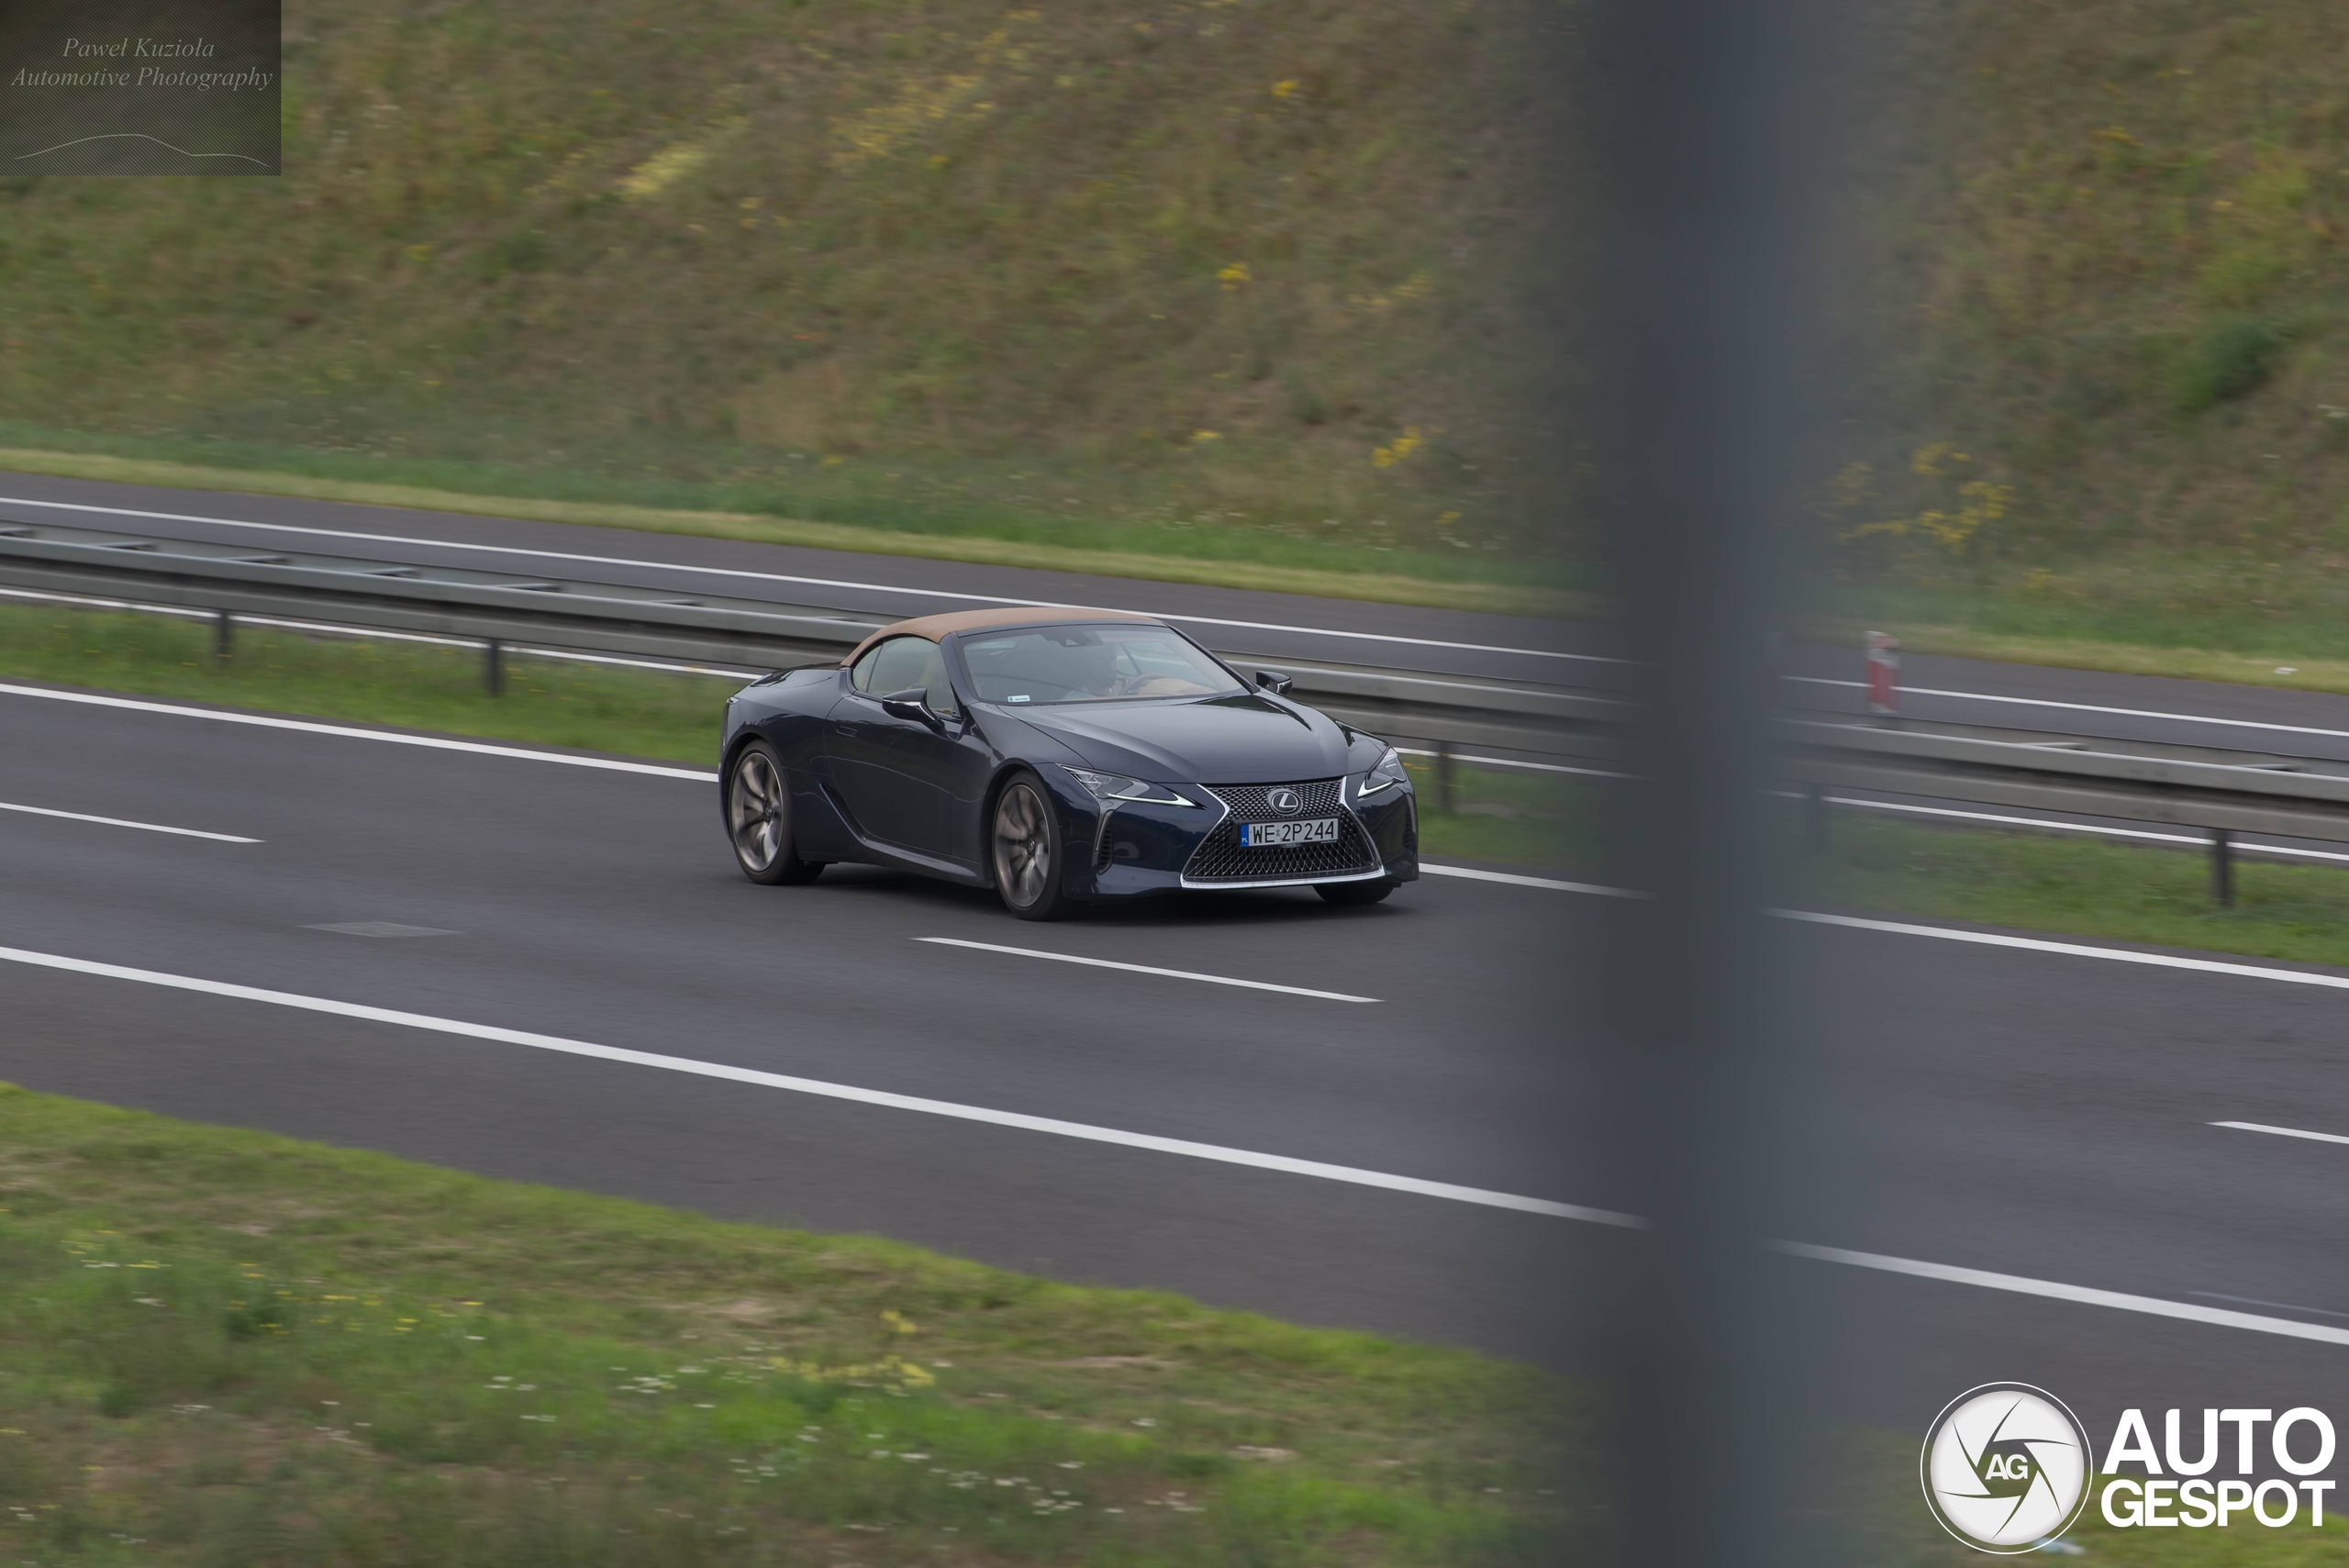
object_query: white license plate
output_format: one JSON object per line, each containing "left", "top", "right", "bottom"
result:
{"left": 1240, "top": 817, "right": 1339, "bottom": 848}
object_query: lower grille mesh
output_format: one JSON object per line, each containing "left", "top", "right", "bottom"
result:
{"left": 1184, "top": 779, "right": 1380, "bottom": 884}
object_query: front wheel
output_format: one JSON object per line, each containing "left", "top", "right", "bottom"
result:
{"left": 991, "top": 773, "right": 1071, "bottom": 920}
{"left": 1316, "top": 877, "right": 1398, "bottom": 906}
{"left": 726, "top": 740, "right": 822, "bottom": 884}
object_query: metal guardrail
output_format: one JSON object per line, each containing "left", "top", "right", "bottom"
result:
{"left": 5, "top": 518, "right": 2346, "bottom": 900}
{"left": 0, "top": 520, "right": 1617, "bottom": 756}
{"left": 1780, "top": 717, "right": 2349, "bottom": 903}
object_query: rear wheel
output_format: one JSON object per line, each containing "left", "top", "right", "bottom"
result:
{"left": 726, "top": 740, "right": 821, "bottom": 884}
{"left": 991, "top": 773, "right": 1071, "bottom": 920}
{"left": 1316, "top": 877, "right": 1398, "bottom": 906}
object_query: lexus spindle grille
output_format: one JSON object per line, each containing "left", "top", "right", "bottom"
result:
{"left": 1183, "top": 779, "right": 1381, "bottom": 884}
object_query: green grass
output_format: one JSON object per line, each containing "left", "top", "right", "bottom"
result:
{"left": 0, "top": 0, "right": 1578, "bottom": 582}
{"left": 0, "top": 599, "right": 734, "bottom": 763}
{"left": 0, "top": 1083, "right": 1583, "bottom": 1566}
{"left": 1815, "top": 549, "right": 2349, "bottom": 698}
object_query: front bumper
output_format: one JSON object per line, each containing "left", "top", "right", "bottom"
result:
{"left": 1063, "top": 776, "right": 1418, "bottom": 900}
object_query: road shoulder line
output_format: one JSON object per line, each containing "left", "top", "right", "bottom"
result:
{"left": 0, "top": 941, "right": 1631, "bottom": 1229}
{"left": 0, "top": 683, "right": 718, "bottom": 781}
{"left": 0, "top": 798, "right": 258, "bottom": 841}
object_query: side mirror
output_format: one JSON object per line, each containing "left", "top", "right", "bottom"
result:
{"left": 1253, "top": 669, "right": 1294, "bottom": 695}
{"left": 879, "top": 688, "right": 945, "bottom": 729}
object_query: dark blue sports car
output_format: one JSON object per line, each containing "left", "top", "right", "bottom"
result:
{"left": 718, "top": 607, "right": 1419, "bottom": 918}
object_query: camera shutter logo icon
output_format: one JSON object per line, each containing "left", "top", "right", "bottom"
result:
{"left": 1920, "top": 1384, "right": 2091, "bottom": 1552}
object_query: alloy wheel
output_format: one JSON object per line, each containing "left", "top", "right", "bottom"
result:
{"left": 993, "top": 782, "right": 1052, "bottom": 908}
{"left": 729, "top": 749, "right": 785, "bottom": 873}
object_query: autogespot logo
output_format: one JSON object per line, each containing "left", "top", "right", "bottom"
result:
{"left": 1921, "top": 1384, "right": 2093, "bottom": 1552}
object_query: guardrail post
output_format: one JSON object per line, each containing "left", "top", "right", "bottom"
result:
{"left": 1435, "top": 743, "right": 1456, "bottom": 815}
{"left": 2212, "top": 827, "right": 2234, "bottom": 907}
{"left": 484, "top": 638, "right": 505, "bottom": 697}
{"left": 212, "top": 610, "right": 233, "bottom": 661}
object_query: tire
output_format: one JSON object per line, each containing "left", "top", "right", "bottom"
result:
{"left": 725, "top": 740, "right": 822, "bottom": 885}
{"left": 991, "top": 772, "right": 1072, "bottom": 920}
{"left": 1316, "top": 877, "right": 1398, "bottom": 906}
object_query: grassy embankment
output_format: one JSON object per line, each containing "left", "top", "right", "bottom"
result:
{"left": 0, "top": 1083, "right": 1584, "bottom": 1566}
{"left": 8, "top": 1079, "right": 2349, "bottom": 1567}
{"left": 0, "top": 0, "right": 1580, "bottom": 607}
{"left": 1826, "top": 1, "right": 2349, "bottom": 682}
{"left": 18, "top": 595, "right": 2349, "bottom": 973}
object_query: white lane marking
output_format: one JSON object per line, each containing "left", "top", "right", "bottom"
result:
{"left": 0, "top": 584, "right": 213, "bottom": 618}
{"left": 1780, "top": 1242, "right": 2349, "bottom": 1349}
{"left": 1431, "top": 871, "right": 2349, "bottom": 993}
{"left": 0, "top": 492, "right": 1612, "bottom": 664}
{"left": 0, "top": 942, "right": 1627, "bottom": 1226}
{"left": 2188, "top": 1292, "right": 2349, "bottom": 1320}
{"left": 2213, "top": 1119, "right": 2349, "bottom": 1147}
{"left": 1819, "top": 795, "right": 2349, "bottom": 864}
{"left": 306, "top": 922, "right": 458, "bottom": 939}
{"left": 0, "top": 798, "right": 259, "bottom": 842}
{"left": 508, "top": 646, "right": 765, "bottom": 679}
{"left": 1397, "top": 746, "right": 1631, "bottom": 779}
{"left": 11, "top": 938, "right": 2349, "bottom": 1345}
{"left": 0, "top": 684, "right": 719, "bottom": 782}
{"left": 1419, "top": 862, "right": 1641, "bottom": 895}
{"left": 914, "top": 936, "right": 1377, "bottom": 1003}
{"left": 1782, "top": 910, "right": 2349, "bottom": 990}
{"left": 1795, "top": 675, "right": 2349, "bottom": 744}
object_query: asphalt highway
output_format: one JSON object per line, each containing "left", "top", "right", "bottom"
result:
{"left": 11, "top": 678, "right": 2349, "bottom": 1445}
{"left": 15, "top": 468, "right": 2349, "bottom": 1440}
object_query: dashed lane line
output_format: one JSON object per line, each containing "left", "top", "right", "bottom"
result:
{"left": 915, "top": 937, "right": 1378, "bottom": 1003}
{"left": 0, "top": 798, "right": 259, "bottom": 842}
{"left": 0, "top": 684, "right": 717, "bottom": 781}
{"left": 2213, "top": 1120, "right": 2349, "bottom": 1148}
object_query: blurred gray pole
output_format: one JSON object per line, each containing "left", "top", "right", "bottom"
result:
{"left": 1599, "top": 0, "right": 1827, "bottom": 1562}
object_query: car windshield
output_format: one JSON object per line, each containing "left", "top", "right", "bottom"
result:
{"left": 958, "top": 624, "right": 1243, "bottom": 705}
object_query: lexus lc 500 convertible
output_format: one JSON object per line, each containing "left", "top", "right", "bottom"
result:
{"left": 718, "top": 606, "right": 1419, "bottom": 918}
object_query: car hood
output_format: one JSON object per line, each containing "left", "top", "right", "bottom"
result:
{"left": 1001, "top": 694, "right": 1353, "bottom": 784}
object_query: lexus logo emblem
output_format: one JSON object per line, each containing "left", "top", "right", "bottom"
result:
{"left": 1267, "top": 787, "right": 1303, "bottom": 816}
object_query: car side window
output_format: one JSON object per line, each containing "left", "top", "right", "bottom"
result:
{"left": 918, "top": 642, "right": 960, "bottom": 717}
{"left": 852, "top": 636, "right": 949, "bottom": 706}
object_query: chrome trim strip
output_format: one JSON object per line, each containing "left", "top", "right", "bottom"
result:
{"left": 1178, "top": 863, "right": 1390, "bottom": 891}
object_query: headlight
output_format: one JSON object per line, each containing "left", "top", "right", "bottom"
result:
{"left": 1355, "top": 745, "right": 1410, "bottom": 798}
{"left": 1064, "top": 768, "right": 1197, "bottom": 807}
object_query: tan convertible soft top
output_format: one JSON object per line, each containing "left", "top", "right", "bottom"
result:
{"left": 839, "top": 605, "right": 1162, "bottom": 666}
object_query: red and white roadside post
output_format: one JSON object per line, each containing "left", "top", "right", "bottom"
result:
{"left": 1865, "top": 630, "right": 1900, "bottom": 717}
